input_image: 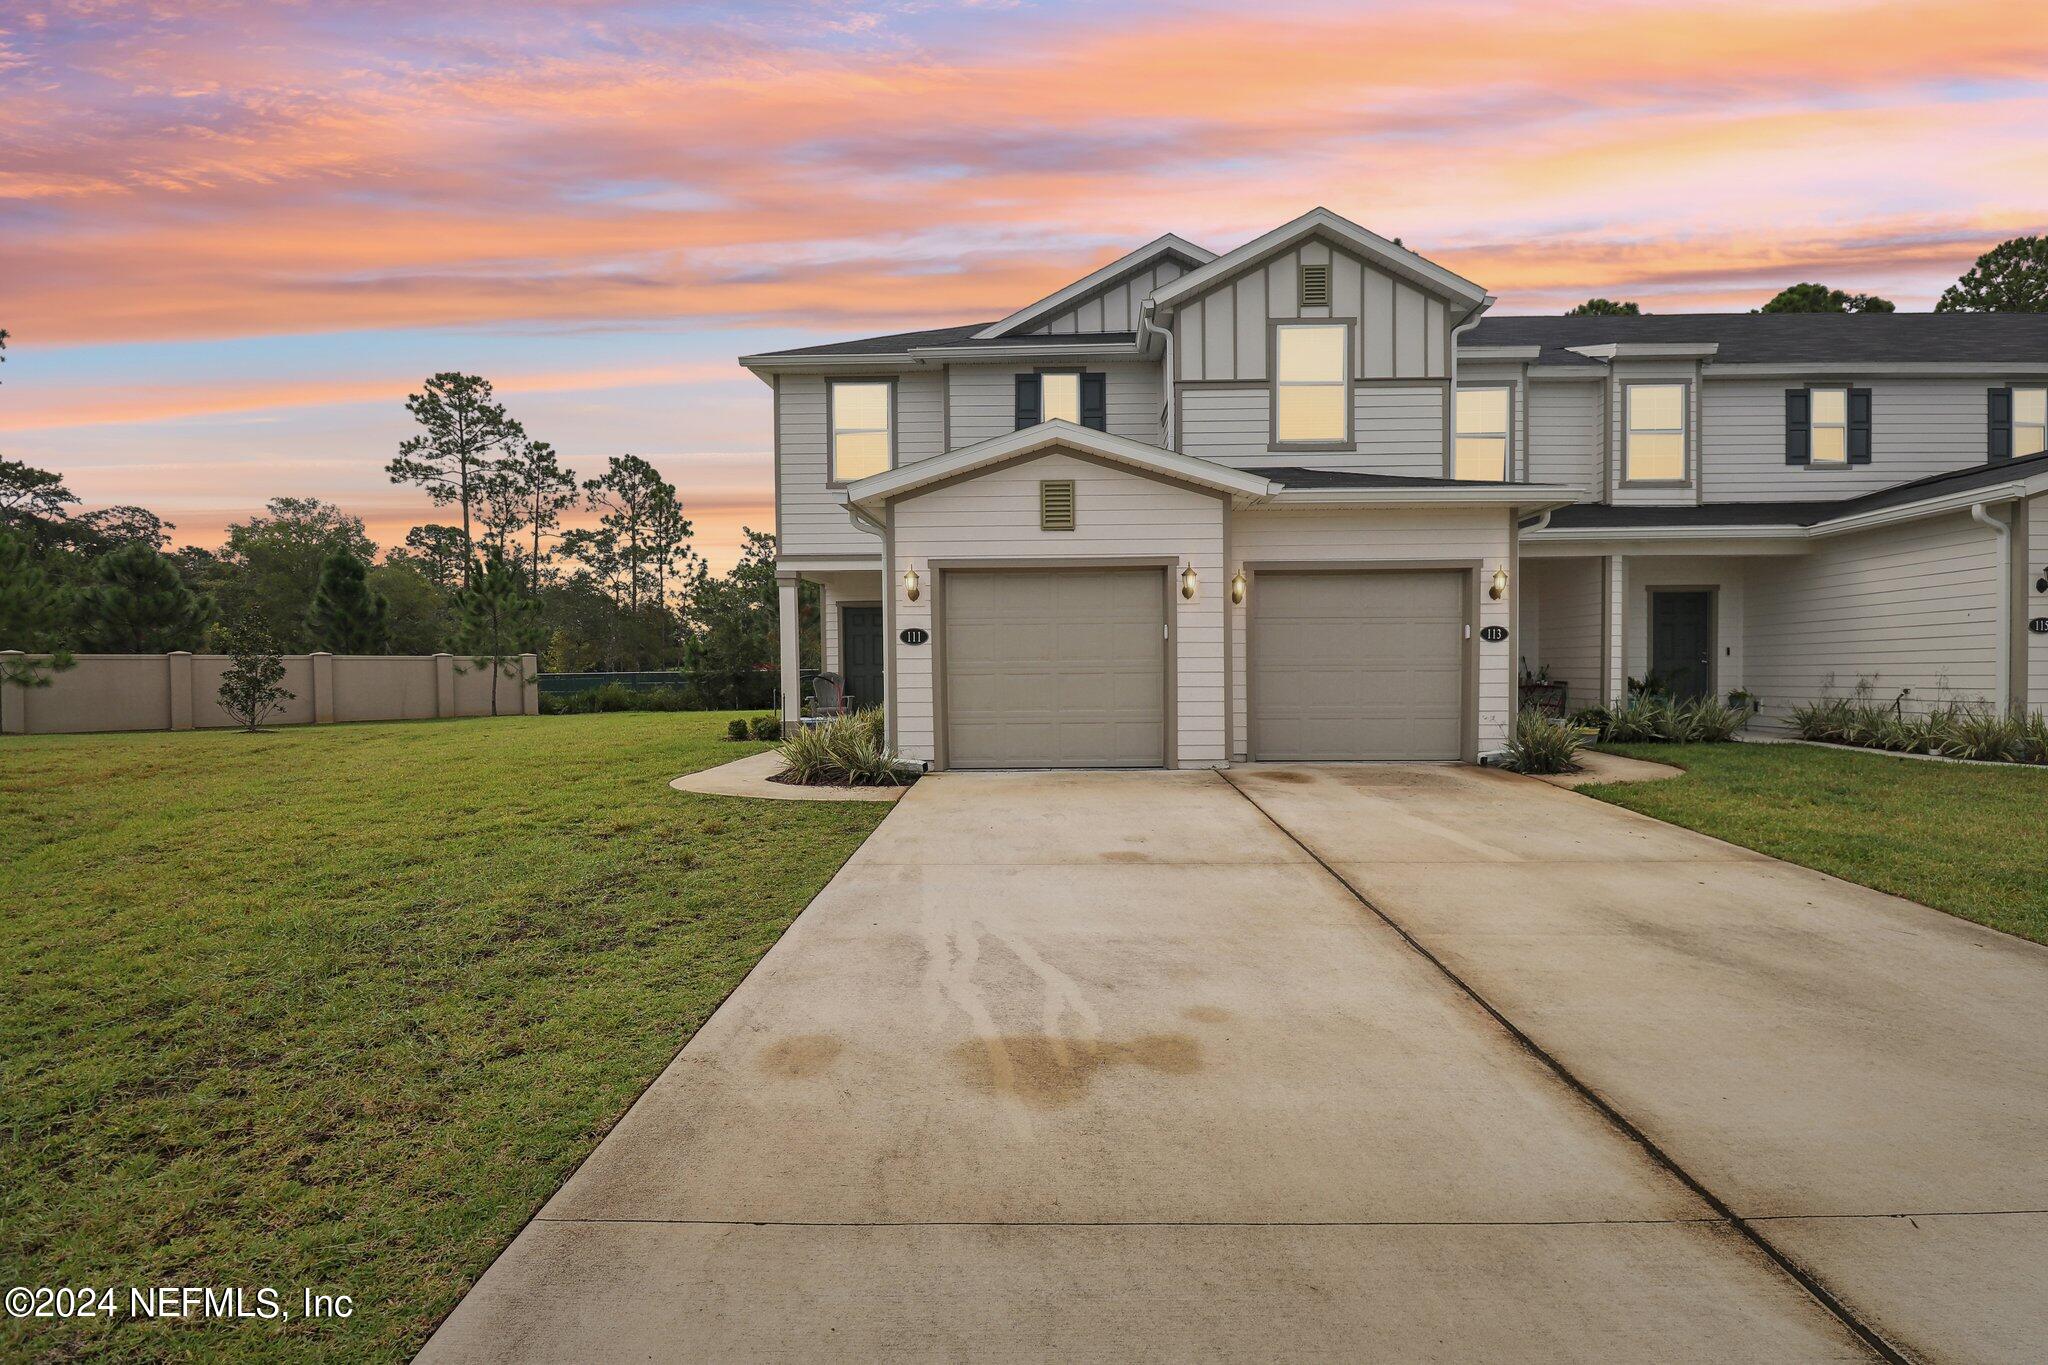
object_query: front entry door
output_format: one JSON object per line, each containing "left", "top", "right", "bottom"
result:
{"left": 840, "top": 604, "right": 885, "bottom": 712}
{"left": 1650, "top": 590, "right": 1714, "bottom": 701}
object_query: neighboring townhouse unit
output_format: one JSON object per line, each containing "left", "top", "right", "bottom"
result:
{"left": 742, "top": 208, "right": 2048, "bottom": 770}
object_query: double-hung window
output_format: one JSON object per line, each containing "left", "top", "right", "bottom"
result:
{"left": 1808, "top": 387, "right": 1849, "bottom": 466}
{"left": 2014, "top": 386, "right": 2047, "bottom": 458}
{"left": 1624, "top": 383, "right": 1687, "bottom": 482}
{"left": 1014, "top": 371, "right": 1105, "bottom": 430}
{"left": 1454, "top": 387, "right": 1510, "bottom": 481}
{"left": 1273, "top": 323, "right": 1349, "bottom": 445}
{"left": 829, "top": 381, "right": 893, "bottom": 483}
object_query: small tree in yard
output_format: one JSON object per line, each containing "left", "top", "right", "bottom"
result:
{"left": 0, "top": 528, "right": 75, "bottom": 730}
{"left": 453, "top": 547, "right": 542, "bottom": 716}
{"left": 306, "top": 547, "right": 390, "bottom": 653}
{"left": 217, "top": 618, "right": 293, "bottom": 732}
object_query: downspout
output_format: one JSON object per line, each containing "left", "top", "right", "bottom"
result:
{"left": 1971, "top": 501, "right": 2014, "bottom": 713}
{"left": 1449, "top": 296, "right": 1494, "bottom": 477}
{"left": 1138, "top": 297, "right": 1175, "bottom": 449}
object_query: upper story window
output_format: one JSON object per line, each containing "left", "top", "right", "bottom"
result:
{"left": 1014, "top": 372, "right": 1105, "bottom": 430}
{"left": 829, "top": 380, "right": 893, "bottom": 483}
{"left": 1273, "top": 323, "right": 1349, "bottom": 445}
{"left": 1623, "top": 382, "right": 1687, "bottom": 482}
{"left": 1454, "top": 387, "right": 1509, "bottom": 481}
{"left": 2012, "top": 386, "right": 2047, "bottom": 458}
{"left": 1809, "top": 387, "right": 1849, "bottom": 465}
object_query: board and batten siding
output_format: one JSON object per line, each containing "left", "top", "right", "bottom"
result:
{"left": 1025, "top": 260, "right": 1190, "bottom": 334}
{"left": 1743, "top": 510, "right": 2003, "bottom": 729}
{"left": 889, "top": 452, "right": 1226, "bottom": 767}
{"left": 1525, "top": 378, "right": 1603, "bottom": 494}
{"left": 777, "top": 371, "right": 942, "bottom": 558}
{"left": 1521, "top": 557, "right": 1604, "bottom": 709}
{"left": 1702, "top": 378, "right": 1998, "bottom": 502}
{"left": 1229, "top": 506, "right": 1513, "bottom": 759}
{"left": 1178, "top": 385, "right": 1446, "bottom": 474}
{"left": 946, "top": 361, "right": 1164, "bottom": 450}
{"left": 1173, "top": 239, "right": 1448, "bottom": 383}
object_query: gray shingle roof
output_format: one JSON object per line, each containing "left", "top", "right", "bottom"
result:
{"left": 749, "top": 326, "right": 1135, "bottom": 359}
{"left": 1261, "top": 467, "right": 1509, "bottom": 490}
{"left": 1463, "top": 312, "right": 2048, "bottom": 366}
{"left": 1541, "top": 449, "right": 2048, "bottom": 531}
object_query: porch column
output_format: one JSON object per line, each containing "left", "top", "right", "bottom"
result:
{"left": 777, "top": 572, "right": 802, "bottom": 726}
{"left": 1604, "top": 554, "right": 1627, "bottom": 704}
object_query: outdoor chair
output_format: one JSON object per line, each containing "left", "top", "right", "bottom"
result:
{"left": 810, "top": 671, "right": 848, "bottom": 719}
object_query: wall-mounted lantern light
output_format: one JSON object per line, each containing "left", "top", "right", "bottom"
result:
{"left": 902, "top": 566, "right": 920, "bottom": 603}
{"left": 1229, "top": 570, "right": 1247, "bottom": 605}
{"left": 1489, "top": 564, "right": 1510, "bottom": 601}
{"left": 1179, "top": 565, "right": 1199, "bottom": 601}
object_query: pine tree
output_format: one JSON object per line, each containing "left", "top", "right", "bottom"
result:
{"left": 74, "top": 541, "right": 214, "bottom": 652}
{"left": 216, "top": 616, "right": 293, "bottom": 731}
{"left": 1565, "top": 298, "right": 1640, "bottom": 316}
{"left": 1936, "top": 236, "right": 2048, "bottom": 312}
{"left": 0, "top": 528, "right": 76, "bottom": 729}
{"left": 306, "top": 547, "right": 390, "bottom": 653}
{"left": 387, "top": 373, "right": 525, "bottom": 569}
{"left": 453, "top": 547, "right": 542, "bottom": 716}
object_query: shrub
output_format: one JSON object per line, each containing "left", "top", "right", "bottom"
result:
{"left": 1577, "top": 695, "right": 1749, "bottom": 744}
{"left": 1789, "top": 680, "right": 2047, "bottom": 766}
{"left": 725, "top": 718, "right": 750, "bottom": 742}
{"left": 749, "top": 714, "right": 781, "bottom": 741}
{"left": 775, "top": 707, "right": 907, "bottom": 786}
{"left": 1501, "top": 708, "right": 1584, "bottom": 775}
{"left": 543, "top": 684, "right": 701, "bottom": 716}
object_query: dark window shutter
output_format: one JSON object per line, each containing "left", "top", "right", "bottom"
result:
{"left": 1847, "top": 387, "right": 1872, "bottom": 465}
{"left": 1014, "top": 374, "right": 1041, "bottom": 430}
{"left": 1080, "top": 372, "right": 1107, "bottom": 431}
{"left": 1988, "top": 387, "right": 2012, "bottom": 461}
{"left": 1784, "top": 389, "right": 1810, "bottom": 465}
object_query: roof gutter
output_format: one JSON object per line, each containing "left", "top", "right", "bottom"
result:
{"left": 1138, "top": 297, "right": 1175, "bottom": 446}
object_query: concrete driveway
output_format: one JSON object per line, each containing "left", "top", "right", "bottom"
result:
{"left": 423, "top": 764, "right": 2048, "bottom": 1363}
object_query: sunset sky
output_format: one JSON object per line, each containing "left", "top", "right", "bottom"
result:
{"left": 4, "top": 0, "right": 2045, "bottom": 569}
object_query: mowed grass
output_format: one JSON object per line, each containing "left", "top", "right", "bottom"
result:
{"left": 0, "top": 713, "right": 889, "bottom": 1361}
{"left": 1586, "top": 741, "right": 2048, "bottom": 945}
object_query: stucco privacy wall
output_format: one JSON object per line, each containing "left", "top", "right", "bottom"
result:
{"left": 0, "top": 652, "right": 538, "bottom": 736}
{"left": 888, "top": 450, "right": 1227, "bottom": 767}
{"left": 1229, "top": 506, "right": 1514, "bottom": 759}
{"left": 1742, "top": 510, "right": 2003, "bottom": 729}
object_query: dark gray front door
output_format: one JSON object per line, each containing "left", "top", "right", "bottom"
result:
{"left": 1650, "top": 591, "right": 1714, "bottom": 701}
{"left": 840, "top": 605, "right": 885, "bottom": 712}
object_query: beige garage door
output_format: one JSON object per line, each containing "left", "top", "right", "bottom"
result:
{"left": 942, "top": 568, "right": 1167, "bottom": 769}
{"left": 1251, "top": 570, "right": 1465, "bottom": 760}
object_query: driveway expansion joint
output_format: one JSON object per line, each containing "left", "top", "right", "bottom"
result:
{"left": 1215, "top": 768, "right": 1906, "bottom": 1365}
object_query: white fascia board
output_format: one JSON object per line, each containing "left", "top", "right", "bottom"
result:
{"left": 972, "top": 234, "right": 1216, "bottom": 340}
{"left": 843, "top": 420, "right": 1276, "bottom": 512}
{"left": 738, "top": 353, "right": 921, "bottom": 373}
{"left": 775, "top": 555, "right": 883, "bottom": 573}
{"left": 906, "top": 341, "right": 1144, "bottom": 362}
{"left": 1706, "top": 361, "right": 2048, "bottom": 377}
{"left": 1456, "top": 346, "right": 1544, "bottom": 362}
{"left": 1567, "top": 342, "right": 1721, "bottom": 360}
{"left": 1265, "top": 484, "right": 1579, "bottom": 511}
{"left": 1807, "top": 481, "right": 2031, "bottom": 539}
{"left": 1149, "top": 208, "right": 1489, "bottom": 316}
{"left": 1525, "top": 365, "right": 1608, "bottom": 380}
{"left": 1527, "top": 524, "right": 1809, "bottom": 544}
{"left": 1523, "top": 476, "right": 2043, "bottom": 547}
{"left": 740, "top": 342, "right": 1146, "bottom": 374}
{"left": 1521, "top": 535, "right": 1812, "bottom": 558}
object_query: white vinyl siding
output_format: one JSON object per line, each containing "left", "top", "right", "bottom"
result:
{"left": 1178, "top": 385, "right": 1444, "bottom": 474}
{"left": 1520, "top": 557, "right": 1605, "bottom": 712}
{"left": 1525, "top": 379, "right": 1602, "bottom": 494}
{"left": 1700, "top": 379, "right": 1996, "bottom": 501}
{"left": 1230, "top": 506, "right": 1512, "bottom": 759}
{"left": 1623, "top": 558, "right": 1745, "bottom": 698}
{"left": 1743, "top": 511, "right": 2003, "bottom": 730}
{"left": 890, "top": 452, "right": 1225, "bottom": 767}
{"left": 946, "top": 362, "right": 1162, "bottom": 450}
{"left": 1027, "top": 259, "right": 1190, "bottom": 334}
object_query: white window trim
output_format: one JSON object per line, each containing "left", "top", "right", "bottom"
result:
{"left": 1622, "top": 380, "right": 1690, "bottom": 485}
{"left": 1270, "top": 320, "right": 1354, "bottom": 449}
{"left": 1454, "top": 384, "right": 1512, "bottom": 482}
{"left": 1809, "top": 385, "right": 1850, "bottom": 466}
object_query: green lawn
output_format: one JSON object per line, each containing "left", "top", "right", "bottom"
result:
{"left": 1585, "top": 741, "right": 2048, "bottom": 945}
{"left": 1, "top": 713, "right": 889, "bottom": 1361}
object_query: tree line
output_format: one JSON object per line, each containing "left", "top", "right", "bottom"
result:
{"left": 1, "top": 366, "right": 815, "bottom": 711}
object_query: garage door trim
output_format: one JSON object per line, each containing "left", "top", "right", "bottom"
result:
{"left": 930, "top": 556, "right": 1178, "bottom": 772}
{"left": 1244, "top": 560, "right": 1480, "bottom": 763}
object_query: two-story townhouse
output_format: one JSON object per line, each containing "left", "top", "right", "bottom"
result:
{"left": 742, "top": 208, "right": 2048, "bottom": 770}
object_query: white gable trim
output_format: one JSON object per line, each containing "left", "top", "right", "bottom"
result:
{"left": 973, "top": 234, "right": 1216, "bottom": 340}
{"left": 842, "top": 420, "right": 1275, "bottom": 515}
{"left": 1148, "top": 208, "right": 1489, "bottom": 316}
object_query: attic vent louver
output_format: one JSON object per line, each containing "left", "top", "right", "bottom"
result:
{"left": 1040, "top": 479, "right": 1076, "bottom": 532}
{"left": 1299, "top": 263, "right": 1331, "bottom": 308}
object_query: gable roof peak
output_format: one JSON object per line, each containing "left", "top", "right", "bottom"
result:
{"left": 973, "top": 232, "right": 1216, "bottom": 339}
{"left": 1149, "top": 207, "right": 1491, "bottom": 316}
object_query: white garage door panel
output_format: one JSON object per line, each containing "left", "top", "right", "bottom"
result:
{"left": 944, "top": 569, "right": 1166, "bottom": 769}
{"left": 1252, "top": 571, "right": 1464, "bottom": 761}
